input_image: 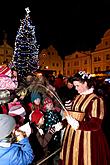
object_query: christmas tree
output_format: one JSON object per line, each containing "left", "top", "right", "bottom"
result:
{"left": 11, "top": 7, "right": 40, "bottom": 79}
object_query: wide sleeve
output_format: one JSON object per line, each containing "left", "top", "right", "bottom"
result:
{"left": 78, "top": 97, "right": 105, "bottom": 131}
{"left": 10, "top": 138, "right": 34, "bottom": 165}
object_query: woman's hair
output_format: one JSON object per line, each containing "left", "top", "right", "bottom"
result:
{"left": 72, "top": 71, "right": 94, "bottom": 88}
{"left": 67, "top": 76, "right": 74, "bottom": 84}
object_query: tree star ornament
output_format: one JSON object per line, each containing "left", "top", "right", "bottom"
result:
{"left": 25, "top": 7, "right": 30, "bottom": 14}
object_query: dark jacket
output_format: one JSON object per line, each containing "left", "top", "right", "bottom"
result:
{"left": 29, "top": 123, "right": 55, "bottom": 163}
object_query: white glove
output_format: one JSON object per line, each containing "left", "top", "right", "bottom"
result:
{"left": 66, "top": 116, "right": 79, "bottom": 130}
{"left": 37, "top": 128, "right": 44, "bottom": 135}
{"left": 52, "top": 122, "right": 63, "bottom": 132}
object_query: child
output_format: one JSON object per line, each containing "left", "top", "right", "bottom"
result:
{"left": 28, "top": 91, "right": 42, "bottom": 121}
{"left": 42, "top": 97, "right": 62, "bottom": 165}
{"left": 29, "top": 109, "right": 62, "bottom": 164}
{"left": 43, "top": 97, "right": 62, "bottom": 133}
{"left": 8, "top": 100, "right": 26, "bottom": 128}
{"left": 0, "top": 114, "right": 34, "bottom": 165}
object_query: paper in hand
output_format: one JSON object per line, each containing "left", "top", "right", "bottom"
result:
{"left": 18, "top": 122, "right": 31, "bottom": 137}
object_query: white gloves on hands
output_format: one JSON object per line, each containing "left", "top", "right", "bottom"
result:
{"left": 37, "top": 128, "right": 44, "bottom": 135}
{"left": 66, "top": 116, "right": 79, "bottom": 130}
{"left": 53, "top": 122, "right": 63, "bottom": 132}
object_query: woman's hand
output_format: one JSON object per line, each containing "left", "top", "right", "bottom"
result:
{"left": 66, "top": 116, "right": 79, "bottom": 130}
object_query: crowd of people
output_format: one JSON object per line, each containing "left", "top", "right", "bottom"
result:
{"left": 0, "top": 64, "right": 110, "bottom": 165}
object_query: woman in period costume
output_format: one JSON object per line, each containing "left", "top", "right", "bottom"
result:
{"left": 59, "top": 71, "right": 110, "bottom": 165}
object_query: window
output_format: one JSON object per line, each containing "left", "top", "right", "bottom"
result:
{"left": 75, "top": 54, "right": 78, "bottom": 58}
{"left": 67, "top": 70, "right": 70, "bottom": 75}
{"left": 106, "top": 66, "right": 110, "bottom": 70}
{"left": 98, "top": 67, "right": 101, "bottom": 71}
{"left": 94, "top": 67, "right": 97, "bottom": 73}
{"left": 56, "top": 63, "right": 59, "bottom": 67}
{"left": 105, "top": 41, "right": 108, "bottom": 46}
{"left": 67, "top": 63, "right": 70, "bottom": 67}
{"left": 74, "top": 61, "right": 79, "bottom": 66}
{"left": 94, "top": 56, "right": 101, "bottom": 61}
{"left": 94, "top": 57, "right": 97, "bottom": 62}
{"left": 84, "top": 60, "right": 87, "bottom": 64}
{"left": 106, "top": 54, "right": 110, "bottom": 60}
{"left": 74, "top": 61, "right": 76, "bottom": 66}
{"left": 98, "top": 56, "right": 101, "bottom": 61}
{"left": 52, "top": 63, "right": 55, "bottom": 66}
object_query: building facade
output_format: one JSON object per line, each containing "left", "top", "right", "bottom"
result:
{"left": 0, "top": 34, "right": 13, "bottom": 65}
{"left": 64, "top": 28, "right": 110, "bottom": 76}
{"left": 64, "top": 51, "right": 91, "bottom": 76}
{"left": 39, "top": 45, "right": 63, "bottom": 76}
{"left": 91, "top": 29, "right": 110, "bottom": 73}
{"left": 1, "top": 28, "right": 110, "bottom": 77}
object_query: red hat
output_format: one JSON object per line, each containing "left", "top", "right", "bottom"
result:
{"left": 31, "top": 110, "right": 44, "bottom": 125}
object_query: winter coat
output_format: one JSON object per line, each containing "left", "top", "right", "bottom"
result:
{"left": 0, "top": 137, "right": 34, "bottom": 165}
{"left": 29, "top": 123, "right": 55, "bottom": 163}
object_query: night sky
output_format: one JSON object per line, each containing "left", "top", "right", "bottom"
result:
{"left": 0, "top": 0, "right": 110, "bottom": 57}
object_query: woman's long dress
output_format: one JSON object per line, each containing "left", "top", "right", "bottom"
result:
{"left": 59, "top": 93, "right": 110, "bottom": 165}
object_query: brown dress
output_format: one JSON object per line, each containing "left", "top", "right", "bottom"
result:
{"left": 59, "top": 93, "right": 110, "bottom": 165}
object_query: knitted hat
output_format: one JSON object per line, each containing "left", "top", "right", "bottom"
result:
{"left": 31, "top": 110, "right": 44, "bottom": 125}
{"left": 0, "top": 114, "right": 16, "bottom": 140}
{"left": 31, "top": 91, "right": 41, "bottom": 103}
{"left": 8, "top": 102, "right": 26, "bottom": 118}
{"left": 0, "top": 65, "right": 11, "bottom": 77}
